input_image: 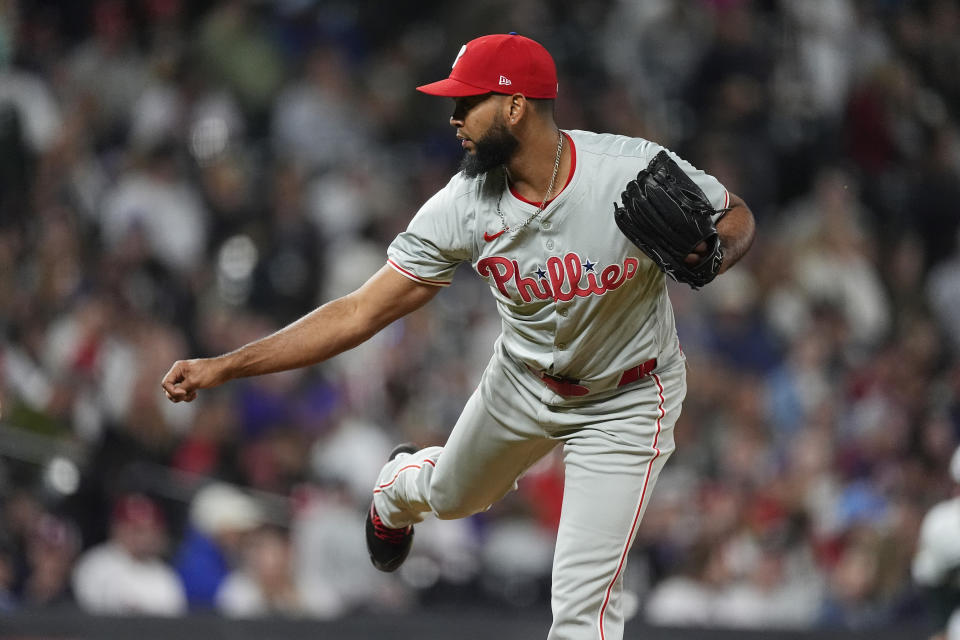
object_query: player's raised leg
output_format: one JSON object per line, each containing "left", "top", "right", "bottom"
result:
{"left": 368, "top": 385, "right": 557, "bottom": 572}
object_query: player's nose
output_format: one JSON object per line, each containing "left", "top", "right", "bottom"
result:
{"left": 450, "top": 101, "right": 467, "bottom": 127}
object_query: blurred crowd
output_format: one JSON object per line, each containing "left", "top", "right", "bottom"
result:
{"left": 1, "top": 0, "right": 959, "bottom": 632}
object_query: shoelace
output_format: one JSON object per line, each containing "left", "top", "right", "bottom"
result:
{"left": 370, "top": 506, "right": 411, "bottom": 543}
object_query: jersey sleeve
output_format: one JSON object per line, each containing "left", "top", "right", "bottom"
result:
{"left": 387, "top": 177, "right": 474, "bottom": 287}
{"left": 620, "top": 137, "right": 729, "bottom": 223}
{"left": 661, "top": 147, "right": 730, "bottom": 223}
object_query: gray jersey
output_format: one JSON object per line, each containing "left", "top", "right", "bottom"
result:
{"left": 387, "top": 130, "right": 729, "bottom": 391}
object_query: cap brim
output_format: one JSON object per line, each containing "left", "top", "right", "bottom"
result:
{"left": 416, "top": 77, "right": 492, "bottom": 97}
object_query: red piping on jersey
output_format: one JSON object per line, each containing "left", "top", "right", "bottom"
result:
{"left": 387, "top": 259, "right": 451, "bottom": 287}
{"left": 597, "top": 373, "right": 665, "bottom": 640}
{"left": 508, "top": 131, "right": 577, "bottom": 206}
{"left": 373, "top": 458, "right": 436, "bottom": 494}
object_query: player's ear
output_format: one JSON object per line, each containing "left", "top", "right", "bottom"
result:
{"left": 506, "top": 93, "right": 527, "bottom": 125}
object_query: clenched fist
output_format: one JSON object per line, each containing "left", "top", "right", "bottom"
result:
{"left": 161, "top": 358, "right": 227, "bottom": 403}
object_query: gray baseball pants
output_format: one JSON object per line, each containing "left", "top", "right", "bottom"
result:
{"left": 372, "top": 356, "right": 685, "bottom": 640}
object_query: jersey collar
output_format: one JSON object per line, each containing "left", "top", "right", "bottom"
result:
{"left": 508, "top": 131, "right": 577, "bottom": 207}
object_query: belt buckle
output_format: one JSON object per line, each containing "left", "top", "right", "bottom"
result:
{"left": 539, "top": 371, "right": 589, "bottom": 397}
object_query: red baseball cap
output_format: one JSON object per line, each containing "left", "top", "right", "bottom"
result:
{"left": 112, "top": 494, "right": 165, "bottom": 528}
{"left": 417, "top": 33, "right": 558, "bottom": 99}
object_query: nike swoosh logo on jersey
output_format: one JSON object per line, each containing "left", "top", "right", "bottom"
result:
{"left": 484, "top": 229, "right": 507, "bottom": 242}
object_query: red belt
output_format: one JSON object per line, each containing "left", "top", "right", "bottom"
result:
{"left": 617, "top": 358, "right": 659, "bottom": 386}
{"left": 530, "top": 358, "right": 658, "bottom": 397}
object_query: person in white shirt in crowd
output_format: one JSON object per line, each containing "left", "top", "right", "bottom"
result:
{"left": 72, "top": 493, "right": 186, "bottom": 615}
{"left": 216, "top": 525, "right": 300, "bottom": 617}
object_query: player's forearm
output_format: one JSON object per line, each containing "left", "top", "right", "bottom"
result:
{"left": 214, "top": 295, "right": 377, "bottom": 381}
{"left": 717, "top": 194, "right": 755, "bottom": 273}
{"left": 208, "top": 265, "right": 438, "bottom": 384}
{"left": 162, "top": 265, "right": 439, "bottom": 402}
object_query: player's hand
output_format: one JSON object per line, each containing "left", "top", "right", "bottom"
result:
{"left": 161, "top": 358, "right": 224, "bottom": 403}
{"left": 685, "top": 240, "right": 709, "bottom": 265}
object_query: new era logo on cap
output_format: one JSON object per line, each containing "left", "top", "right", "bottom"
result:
{"left": 417, "top": 33, "right": 558, "bottom": 99}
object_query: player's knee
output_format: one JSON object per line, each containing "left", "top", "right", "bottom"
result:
{"left": 433, "top": 503, "right": 477, "bottom": 520}
{"left": 429, "top": 483, "right": 482, "bottom": 521}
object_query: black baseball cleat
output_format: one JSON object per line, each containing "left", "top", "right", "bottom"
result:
{"left": 366, "top": 443, "right": 418, "bottom": 572}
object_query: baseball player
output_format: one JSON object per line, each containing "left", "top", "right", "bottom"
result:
{"left": 162, "top": 33, "right": 755, "bottom": 640}
{"left": 913, "top": 446, "right": 960, "bottom": 640}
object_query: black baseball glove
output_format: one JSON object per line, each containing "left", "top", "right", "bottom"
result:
{"left": 614, "top": 150, "right": 725, "bottom": 289}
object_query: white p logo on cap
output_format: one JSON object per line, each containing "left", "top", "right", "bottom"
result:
{"left": 452, "top": 44, "right": 467, "bottom": 69}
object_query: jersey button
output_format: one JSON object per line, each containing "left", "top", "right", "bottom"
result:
{"left": 558, "top": 309, "right": 568, "bottom": 318}
{"left": 545, "top": 239, "right": 555, "bottom": 250}
{"left": 541, "top": 221, "right": 552, "bottom": 230}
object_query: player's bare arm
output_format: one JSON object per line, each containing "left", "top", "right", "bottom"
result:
{"left": 716, "top": 193, "right": 755, "bottom": 273}
{"left": 161, "top": 265, "right": 439, "bottom": 403}
{"left": 682, "top": 192, "right": 754, "bottom": 273}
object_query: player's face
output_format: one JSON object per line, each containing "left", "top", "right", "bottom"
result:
{"left": 451, "top": 95, "right": 518, "bottom": 178}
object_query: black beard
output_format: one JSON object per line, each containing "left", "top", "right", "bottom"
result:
{"left": 459, "top": 120, "right": 519, "bottom": 178}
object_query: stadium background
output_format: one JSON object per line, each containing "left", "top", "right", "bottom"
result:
{"left": 1, "top": 0, "right": 959, "bottom": 637}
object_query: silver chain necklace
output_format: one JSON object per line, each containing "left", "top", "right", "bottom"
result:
{"left": 495, "top": 131, "right": 564, "bottom": 236}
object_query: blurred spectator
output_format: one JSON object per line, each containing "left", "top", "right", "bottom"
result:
{"left": 909, "top": 125, "right": 960, "bottom": 272}
{"left": 100, "top": 138, "right": 209, "bottom": 277}
{"left": 644, "top": 539, "right": 729, "bottom": 626}
{"left": 819, "top": 530, "right": 889, "bottom": 629}
{"left": 2, "top": 489, "right": 44, "bottom": 585}
{"left": 0, "top": 49, "right": 63, "bottom": 156}
{"left": 928, "top": 231, "right": 960, "bottom": 354}
{"left": 712, "top": 542, "right": 821, "bottom": 629}
{"left": 72, "top": 494, "right": 185, "bottom": 615}
{"left": 170, "top": 388, "right": 244, "bottom": 482}
{"left": 308, "top": 414, "right": 393, "bottom": 505}
{"left": 291, "top": 479, "right": 410, "bottom": 618}
{"left": 64, "top": 0, "right": 146, "bottom": 146}
{"left": 778, "top": 1, "right": 861, "bottom": 120}
{"left": 271, "top": 45, "right": 374, "bottom": 173}
{"left": 174, "top": 482, "right": 263, "bottom": 610}
{"left": 701, "top": 268, "right": 782, "bottom": 373}
{"left": 196, "top": 0, "right": 285, "bottom": 123}
{"left": 765, "top": 329, "right": 834, "bottom": 447}
{"left": 199, "top": 152, "right": 257, "bottom": 255}
{"left": 776, "top": 167, "right": 892, "bottom": 352}
{"left": 0, "top": 537, "right": 16, "bottom": 612}
{"left": 602, "top": 1, "right": 711, "bottom": 111}
{"left": 20, "top": 513, "right": 80, "bottom": 608}
{"left": 216, "top": 525, "right": 299, "bottom": 617}
{"left": 685, "top": 1, "right": 778, "bottom": 216}
{"left": 248, "top": 162, "right": 323, "bottom": 326}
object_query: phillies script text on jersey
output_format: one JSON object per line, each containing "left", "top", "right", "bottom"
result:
{"left": 477, "top": 252, "right": 640, "bottom": 302}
